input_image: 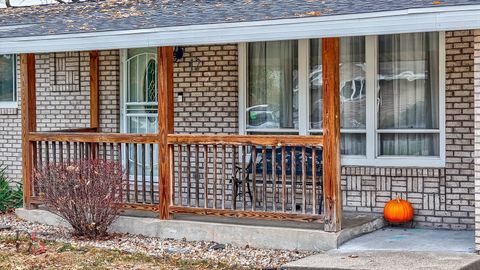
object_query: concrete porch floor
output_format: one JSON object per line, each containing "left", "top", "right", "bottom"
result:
{"left": 282, "top": 227, "right": 478, "bottom": 270}
{"left": 16, "top": 208, "right": 384, "bottom": 251}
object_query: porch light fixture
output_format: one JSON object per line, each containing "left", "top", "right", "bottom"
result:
{"left": 173, "top": 46, "right": 185, "bottom": 62}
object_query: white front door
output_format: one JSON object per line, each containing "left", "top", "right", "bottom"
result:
{"left": 121, "top": 48, "right": 159, "bottom": 179}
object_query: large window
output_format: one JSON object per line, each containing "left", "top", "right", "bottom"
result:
{"left": 377, "top": 33, "right": 440, "bottom": 157}
{"left": 240, "top": 32, "right": 445, "bottom": 167}
{"left": 0, "top": 54, "right": 16, "bottom": 107}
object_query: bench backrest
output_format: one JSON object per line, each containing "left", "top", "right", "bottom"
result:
{"left": 249, "top": 146, "right": 323, "bottom": 177}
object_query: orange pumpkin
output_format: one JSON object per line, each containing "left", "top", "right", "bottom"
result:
{"left": 383, "top": 197, "right": 414, "bottom": 223}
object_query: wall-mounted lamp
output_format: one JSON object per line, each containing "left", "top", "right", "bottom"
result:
{"left": 173, "top": 46, "right": 185, "bottom": 62}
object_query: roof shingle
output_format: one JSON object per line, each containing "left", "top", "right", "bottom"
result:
{"left": 0, "top": 0, "right": 479, "bottom": 38}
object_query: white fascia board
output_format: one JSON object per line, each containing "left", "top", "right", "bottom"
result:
{"left": 1, "top": 4, "right": 480, "bottom": 54}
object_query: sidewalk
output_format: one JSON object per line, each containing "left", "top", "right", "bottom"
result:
{"left": 282, "top": 228, "right": 479, "bottom": 270}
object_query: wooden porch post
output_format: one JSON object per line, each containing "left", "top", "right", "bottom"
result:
{"left": 20, "top": 54, "right": 37, "bottom": 209}
{"left": 89, "top": 51, "right": 99, "bottom": 130}
{"left": 322, "top": 38, "right": 342, "bottom": 232}
{"left": 157, "top": 46, "right": 174, "bottom": 219}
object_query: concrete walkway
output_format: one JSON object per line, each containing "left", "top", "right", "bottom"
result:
{"left": 282, "top": 228, "right": 479, "bottom": 270}
{"left": 339, "top": 227, "right": 475, "bottom": 253}
{"left": 282, "top": 250, "right": 480, "bottom": 270}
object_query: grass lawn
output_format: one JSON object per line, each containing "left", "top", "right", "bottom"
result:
{"left": 0, "top": 234, "right": 243, "bottom": 270}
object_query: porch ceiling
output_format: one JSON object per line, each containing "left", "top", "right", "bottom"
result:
{"left": 1, "top": 0, "right": 480, "bottom": 54}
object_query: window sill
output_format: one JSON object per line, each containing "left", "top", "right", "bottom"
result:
{"left": 341, "top": 156, "right": 445, "bottom": 168}
{"left": 0, "top": 103, "right": 18, "bottom": 115}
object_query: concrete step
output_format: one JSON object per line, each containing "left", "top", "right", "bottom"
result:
{"left": 281, "top": 250, "right": 480, "bottom": 270}
{"left": 16, "top": 208, "right": 384, "bottom": 251}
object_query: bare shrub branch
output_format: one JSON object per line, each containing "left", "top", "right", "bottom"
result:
{"left": 34, "top": 159, "right": 125, "bottom": 239}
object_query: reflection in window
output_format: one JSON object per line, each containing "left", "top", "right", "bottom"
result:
{"left": 377, "top": 32, "right": 439, "bottom": 156}
{"left": 0, "top": 54, "right": 16, "bottom": 103}
{"left": 247, "top": 41, "right": 298, "bottom": 130}
{"left": 310, "top": 37, "right": 366, "bottom": 155}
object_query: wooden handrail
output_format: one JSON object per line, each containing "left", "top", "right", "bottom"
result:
{"left": 28, "top": 132, "right": 160, "bottom": 144}
{"left": 167, "top": 134, "right": 323, "bottom": 146}
{"left": 46, "top": 128, "right": 99, "bottom": 133}
{"left": 29, "top": 132, "right": 323, "bottom": 146}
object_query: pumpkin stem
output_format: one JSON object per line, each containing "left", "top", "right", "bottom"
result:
{"left": 396, "top": 196, "right": 401, "bottom": 203}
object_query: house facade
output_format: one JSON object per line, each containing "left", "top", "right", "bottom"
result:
{"left": 1, "top": 0, "right": 480, "bottom": 251}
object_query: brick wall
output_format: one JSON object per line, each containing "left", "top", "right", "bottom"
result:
{"left": 473, "top": 29, "right": 480, "bottom": 251}
{"left": 0, "top": 32, "right": 476, "bottom": 230}
{"left": 173, "top": 44, "right": 238, "bottom": 134}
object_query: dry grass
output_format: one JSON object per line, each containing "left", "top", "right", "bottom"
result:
{"left": 0, "top": 235, "right": 244, "bottom": 270}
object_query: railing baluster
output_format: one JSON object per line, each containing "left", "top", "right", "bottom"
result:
{"left": 262, "top": 146, "right": 267, "bottom": 212}
{"left": 79, "top": 142, "right": 83, "bottom": 161}
{"left": 73, "top": 142, "right": 78, "bottom": 162}
{"left": 232, "top": 145, "right": 237, "bottom": 210}
{"left": 66, "top": 142, "right": 70, "bottom": 165}
{"left": 302, "top": 146, "right": 307, "bottom": 214}
{"left": 251, "top": 146, "right": 257, "bottom": 211}
{"left": 134, "top": 143, "right": 138, "bottom": 203}
{"left": 45, "top": 141, "right": 50, "bottom": 167}
{"left": 38, "top": 141, "right": 43, "bottom": 170}
{"left": 178, "top": 144, "right": 183, "bottom": 205}
{"left": 272, "top": 147, "right": 276, "bottom": 212}
{"left": 59, "top": 142, "right": 63, "bottom": 165}
{"left": 150, "top": 143, "right": 155, "bottom": 204}
{"left": 221, "top": 144, "right": 226, "bottom": 210}
{"left": 110, "top": 143, "right": 114, "bottom": 161}
{"left": 281, "top": 146, "right": 286, "bottom": 212}
{"left": 52, "top": 141, "right": 57, "bottom": 165}
{"left": 204, "top": 145, "right": 208, "bottom": 209}
{"left": 242, "top": 144, "right": 246, "bottom": 211}
{"left": 142, "top": 143, "right": 146, "bottom": 203}
{"left": 126, "top": 143, "right": 131, "bottom": 202}
{"left": 291, "top": 147, "right": 296, "bottom": 213}
{"left": 195, "top": 144, "right": 200, "bottom": 208}
{"left": 312, "top": 146, "right": 317, "bottom": 215}
{"left": 103, "top": 142, "right": 107, "bottom": 160}
{"left": 187, "top": 145, "right": 191, "bottom": 206}
{"left": 213, "top": 145, "right": 217, "bottom": 209}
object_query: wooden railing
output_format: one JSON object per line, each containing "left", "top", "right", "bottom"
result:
{"left": 168, "top": 134, "right": 324, "bottom": 222}
{"left": 27, "top": 132, "right": 325, "bottom": 223}
{"left": 28, "top": 132, "right": 160, "bottom": 211}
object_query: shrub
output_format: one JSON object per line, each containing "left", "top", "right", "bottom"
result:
{"left": 0, "top": 166, "right": 23, "bottom": 213}
{"left": 34, "top": 159, "right": 125, "bottom": 238}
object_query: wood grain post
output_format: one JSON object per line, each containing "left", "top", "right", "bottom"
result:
{"left": 157, "top": 46, "right": 174, "bottom": 219}
{"left": 322, "top": 38, "right": 342, "bottom": 232}
{"left": 20, "top": 54, "right": 37, "bottom": 209}
{"left": 89, "top": 51, "right": 99, "bottom": 159}
{"left": 89, "top": 51, "right": 99, "bottom": 130}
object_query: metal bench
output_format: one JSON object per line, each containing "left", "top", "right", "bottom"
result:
{"left": 232, "top": 146, "right": 323, "bottom": 212}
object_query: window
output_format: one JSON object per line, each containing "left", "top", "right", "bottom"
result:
{"left": 377, "top": 32, "right": 440, "bottom": 157}
{"left": 309, "top": 37, "right": 367, "bottom": 156}
{"left": 0, "top": 54, "right": 16, "bottom": 107}
{"left": 246, "top": 41, "right": 298, "bottom": 132}
{"left": 240, "top": 32, "right": 445, "bottom": 167}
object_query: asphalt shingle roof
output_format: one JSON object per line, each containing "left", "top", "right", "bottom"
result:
{"left": 0, "top": 0, "right": 479, "bottom": 39}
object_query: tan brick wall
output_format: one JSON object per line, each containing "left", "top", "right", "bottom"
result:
{"left": 0, "top": 33, "right": 476, "bottom": 231}
{"left": 173, "top": 44, "right": 238, "bottom": 134}
{"left": 473, "top": 29, "right": 480, "bottom": 251}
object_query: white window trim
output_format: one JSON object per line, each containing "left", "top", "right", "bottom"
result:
{"left": 238, "top": 32, "right": 446, "bottom": 168}
{"left": 0, "top": 54, "right": 18, "bottom": 109}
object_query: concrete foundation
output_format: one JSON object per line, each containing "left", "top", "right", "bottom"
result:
{"left": 15, "top": 208, "right": 384, "bottom": 251}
